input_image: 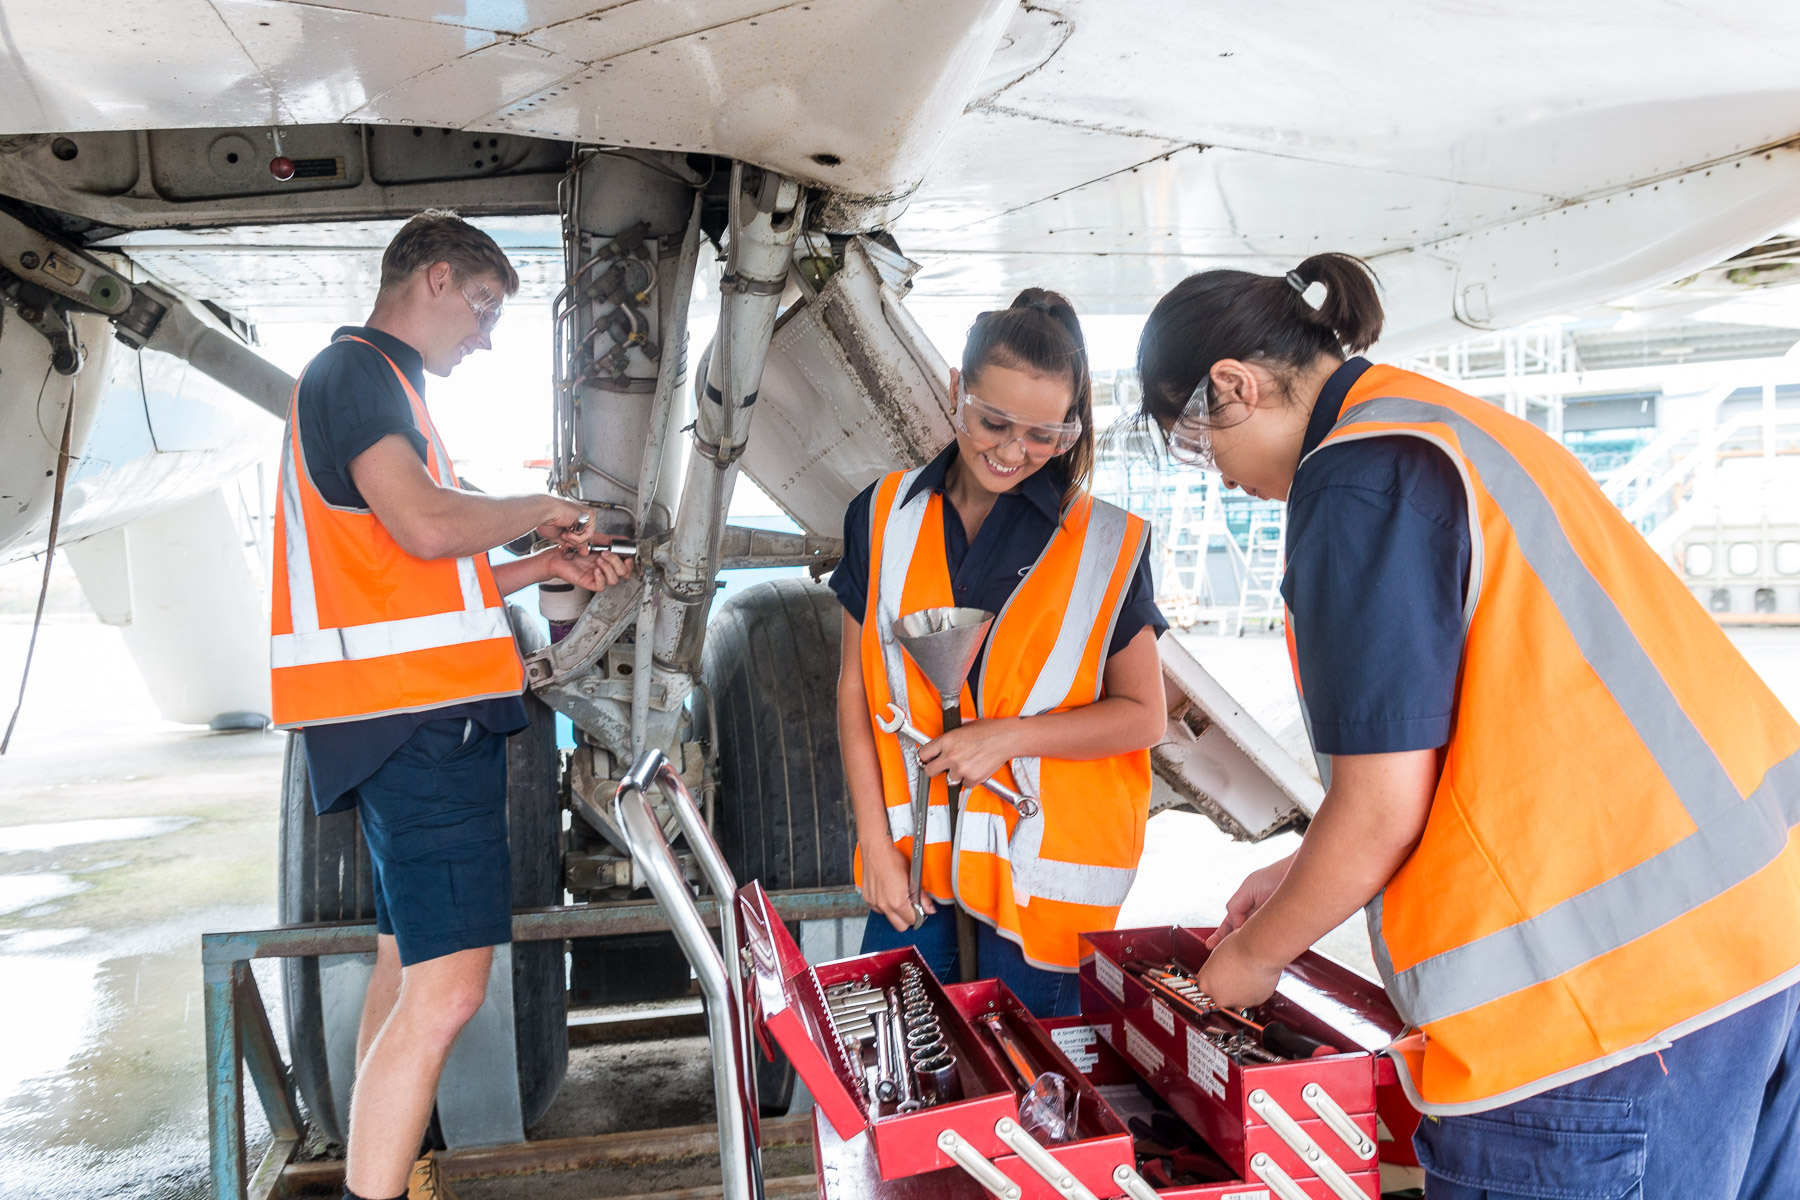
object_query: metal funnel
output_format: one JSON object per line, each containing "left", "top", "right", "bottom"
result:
{"left": 893, "top": 606, "right": 994, "bottom": 705}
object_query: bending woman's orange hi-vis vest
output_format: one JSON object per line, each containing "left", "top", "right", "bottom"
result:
{"left": 854, "top": 466, "right": 1153, "bottom": 970}
{"left": 269, "top": 336, "right": 523, "bottom": 729}
{"left": 1294, "top": 363, "right": 1800, "bottom": 1115}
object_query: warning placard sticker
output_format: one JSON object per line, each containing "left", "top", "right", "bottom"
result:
{"left": 1051, "top": 1024, "right": 1101, "bottom": 1073}
{"left": 1094, "top": 954, "right": 1125, "bottom": 1002}
{"left": 1125, "top": 1022, "right": 1165, "bottom": 1073}
{"left": 1187, "top": 1027, "right": 1229, "bottom": 1099}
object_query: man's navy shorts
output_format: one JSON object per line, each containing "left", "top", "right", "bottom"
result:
{"left": 356, "top": 716, "right": 512, "bottom": 967}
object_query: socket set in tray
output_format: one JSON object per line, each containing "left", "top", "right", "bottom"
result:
{"left": 740, "top": 881, "right": 1150, "bottom": 1192}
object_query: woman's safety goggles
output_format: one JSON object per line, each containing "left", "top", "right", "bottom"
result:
{"left": 1163, "top": 378, "right": 1217, "bottom": 470}
{"left": 952, "top": 393, "right": 1083, "bottom": 458}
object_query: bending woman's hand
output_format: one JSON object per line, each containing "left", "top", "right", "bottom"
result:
{"left": 916, "top": 717, "right": 1023, "bottom": 791}
{"left": 1205, "top": 853, "right": 1295, "bottom": 948}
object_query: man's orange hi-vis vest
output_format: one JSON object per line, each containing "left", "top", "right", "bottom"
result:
{"left": 1295, "top": 363, "right": 1800, "bottom": 1114}
{"left": 270, "top": 336, "right": 523, "bottom": 729}
{"left": 855, "top": 466, "right": 1153, "bottom": 970}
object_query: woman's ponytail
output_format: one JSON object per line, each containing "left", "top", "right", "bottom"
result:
{"left": 1288, "top": 252, "right": 1383, "bottom": 355}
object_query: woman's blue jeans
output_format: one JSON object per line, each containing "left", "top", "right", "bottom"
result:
{"left": 858, "top": 907, "right": 1080, "bottom": 1018}
{"left": 1417, "top": 982, "right": 1800, "bottom": 1199}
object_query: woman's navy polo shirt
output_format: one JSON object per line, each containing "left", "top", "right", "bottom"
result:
{"left": 829, "top": 445, "right": 1167, "bottom": 682}
{"left": 1280, "top": 358, "right": 1472, "bottom": 756}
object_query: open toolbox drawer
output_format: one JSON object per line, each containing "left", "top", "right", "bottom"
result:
{"left": 741, "top": 879, "right": 1146, "bottom": 1191}
{"left": 738, "top": 879, "right": 1014, "bottom": 1176}
{"left": 940, "top": 977, "right": 1135, "bottom": 1200}
{"left": 1041, "top": 1014, "right": 1383, "bottom": 1200}
{"left": 1080, "top": 926, "right": 1420, "bottom": 1190}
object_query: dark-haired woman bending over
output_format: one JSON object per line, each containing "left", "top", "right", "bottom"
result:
{"left": 1135, "top": 254, "right": 1800, "bottom": 1197}
{"left": 832, "top": 289, "right": 1168, "bottom": 1017}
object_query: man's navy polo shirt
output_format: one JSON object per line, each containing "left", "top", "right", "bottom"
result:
{"left": 1280, "top": 358, "right": 1471, "bottom": 756}
{"left": 293, "top": 326, "right": 526, "bottom": 815}
{"left": 829, "top": 444, "right": 1167, "bottom": 686}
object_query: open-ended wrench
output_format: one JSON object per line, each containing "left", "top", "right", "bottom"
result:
{"left": 878, "top": 703, "right": 1041, "bottom": 818}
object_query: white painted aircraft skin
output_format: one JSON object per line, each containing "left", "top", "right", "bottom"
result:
{"left": 5, "top": 0, "right": 1800, "bottom": 727}
{"left": 4, "top": 0, "right": 1800, "bottom": 341}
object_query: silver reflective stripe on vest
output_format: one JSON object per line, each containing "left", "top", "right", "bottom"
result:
{"left": 280, "top": 427, "right": 320, "bottom": 636}
{"left": 957, "top": 766, "right": 1139, "bottom": 909}
{"left": 1019, "top": 499, "right": 1136, "bottom": 715}
{"left": 274, "top": 369, "right": 496, "bottom": 671}
{"left": 886, "top": 799, "right": 954, "bottom": 846}
{"left": 271, "top": 606, "right": 514, "bottom": 668}
{"left": 873, "top": 469, "right": 946, "bottom": 841}
{"left": 1333, "top": 395, "right": 1800, "bottom": 1025}
{"left": 956, "top": 498, "right": 1144, "bottom": 909}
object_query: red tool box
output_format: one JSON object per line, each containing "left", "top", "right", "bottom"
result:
{"left": 740, "top": 879, "right": 1142, "bottom": 1195}
{"left": 615, "top": 751, "right": 1419, "bottom": 1200}
{"left": 1079, "top": 925, "right": 1418, "bottom": 1198}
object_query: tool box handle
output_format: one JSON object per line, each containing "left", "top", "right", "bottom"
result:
{"left": 616, "top": 748, "right": 762, "bottom": 1200}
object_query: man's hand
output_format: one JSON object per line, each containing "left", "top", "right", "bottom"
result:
{"left": 1196, "top": 928, "right": 1285, "bottom": 1009}
{"left": 1206, "top": 854, "right": 1295, "bottom": 948}
{"left": 349, "top": 433, "right": 610, "bottom": 560}
{"left": 916, "top": 717, "right": 1023, "bottom": 789}
{"left": 536, "top": 497, "right": 600, "bottom": 550}
{"left": 860, "top": 837, "right": 931, "bottom": 932}
{"left": 491, "top": 544, "right": 635, "bottom": 598}
{"left": 544, "top": 546, "right": 632, "bottom": 591}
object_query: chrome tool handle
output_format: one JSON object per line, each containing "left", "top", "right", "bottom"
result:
{"left": 1302, "top": 1081, "right": 1377, "bottom": 1161}
{"left": 1249, "top": 1152, "right": 1311, "bottom": 1200}
{"left": 938, "top": 1130, "right": 1022, "bottom": 1200}
{"left": 880, "top": 703, "right": 1041, "bottom": 818}
{"left": 1247, "top": 1089, "right": 1368, "bottom": 1200}
{"left": 616, "top": 749, "right": 760, "bottom": 1200}
{"left": 1112, "top": 1164, "right": 1160, "bottom": 1200}
{"left": 993, "top": 1118, "right": 1098, "bottom": 1200}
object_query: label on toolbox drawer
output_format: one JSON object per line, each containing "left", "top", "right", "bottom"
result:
{"left": 1221, "top": 1191, "right": 1270, "bottom": 1200}
{"left": 1151, "top": 997, "right": 1175, "bottom": 1034}
{"left": 1095, "top": 953, "right": 1125, "bottom": 1002}
{"left": 1051, "top": 1024, "right": 1102, "bottom": 1073}
{"left": 1186, "top": 1026, "right": 1229, "bottom": 1099}
{"left": 1125, "top": 1022, "right": 1165, "bottom": 1073}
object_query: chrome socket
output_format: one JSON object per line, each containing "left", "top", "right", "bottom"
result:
{"left": 913, "top": 1052, "right": 961, "bottom": 1105}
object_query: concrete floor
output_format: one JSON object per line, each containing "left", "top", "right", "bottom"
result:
{"left": 2, "top": 606, "right": 1796, "bottom": 1198}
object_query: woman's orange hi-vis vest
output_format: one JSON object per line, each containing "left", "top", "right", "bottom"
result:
{"left": 269, "top": 336, "right": 523, "bottom": 729}
{"left": 854, "top": 466, "right": 1153, "bottom": 970}
{"left": 1293, "top": 364, "right": 1800, "bottom": 1114}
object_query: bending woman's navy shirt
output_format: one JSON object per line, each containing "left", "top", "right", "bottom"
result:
{"left": 829, "top": 445, "right": 1167, "bottom": 674}
{"left": 1281, "top": 357, "right": 1472, "bottom": 755}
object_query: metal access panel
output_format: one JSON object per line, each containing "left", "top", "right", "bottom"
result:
{"left": 742, "top": 236, "right": 954, "bottom": 536}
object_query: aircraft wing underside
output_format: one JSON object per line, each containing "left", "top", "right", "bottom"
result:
{"left": 2, "top": 1, "right": 1800, "bottom": 346}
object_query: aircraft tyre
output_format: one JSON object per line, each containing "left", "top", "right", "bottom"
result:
{"left": 702, "top": 576, "right": 856, "bottom": 1115}
{"left": 277, "top": 689, "right": 568, "bottom": 1143}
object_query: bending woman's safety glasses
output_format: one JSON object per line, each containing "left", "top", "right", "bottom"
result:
{"left": 1163, "top": 378, "right": 1217, "bottom": 470}
{"left": 953, "top": 393, "right": 1083, "bottom": 458}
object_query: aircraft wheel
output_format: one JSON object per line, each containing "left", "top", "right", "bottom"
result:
{"left": 702, "top": 576, "right": 856, "bottom": 1114}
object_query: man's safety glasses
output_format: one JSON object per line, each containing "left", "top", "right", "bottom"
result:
{"left": 461, "top": 280, "right": 504, "bottom": 334}
{"left": 952, "top": 393, "right": 1083, "bottom": 458}
{"left": 1163, "top": 378, "right": 1217, "bottom": 470}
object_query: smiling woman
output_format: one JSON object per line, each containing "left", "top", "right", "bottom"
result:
{"left": 831, "top": 288, "right": 1170, "bottom": 1017}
